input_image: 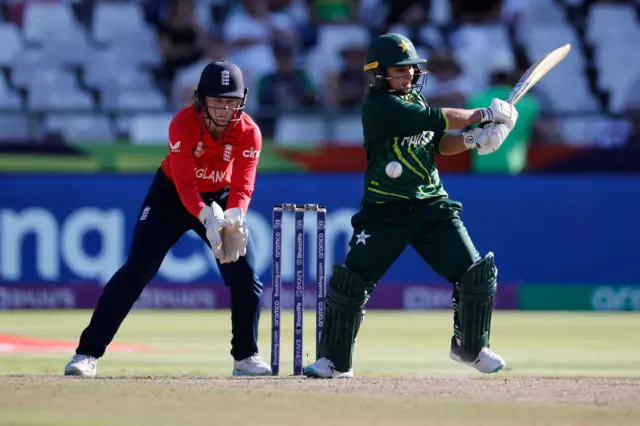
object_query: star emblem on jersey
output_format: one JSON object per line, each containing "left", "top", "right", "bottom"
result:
{"left": 398, "top": 40, "right": 412, "bottom": 53}
{"left": 356, "top": 230, "right": 370, "bottom": 245}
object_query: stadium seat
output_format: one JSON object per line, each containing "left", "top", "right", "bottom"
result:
{"left": 43, "top": 114, "right": 115, "bottom": 143}
{"left": 333, "top": 115, "right": 364, "bottom": 145}
{"left": 39, "top": 27, "right": 94, "bottom": 67}
{"left": 525, "top": 27, "right": 585, "bottom": 74}
{"left": 585, "top": 4, "right": 639, "bottom": 45}
{"left": 23, "top": 2, "right": 76, "bottom": 44}
{"left": 304, "top": 25, "right": 368, "bottom": 89}
{"left": 608, "top": 74, "right": 640, "bottom": 114}
{"left": 430, "top": 0, "right": 451, "bottom": 25}
{"left": 0, "top": 113, "right": 30, "bottom": 141}
{"left": 102, "top": 89, "right": 167, "bottom": 113}
{"left": 558, "top": 115, "right": 632, "bottom": 147}
{"left": 129, "top": 114, "right": 174, "bottom": 145}
{"left": 0, "top": 76, "right": 22, "bottom": 110}
{"left": 28, "top": 87, "right": 94, "bottom": 112}
{"left": 593, "top": 44, "right": 640, "bottom": 113}
{"left": 450, "top": 24, "right": 515, "bottom": 90}
{"left": 536, "top": 72, "right": 599, "bottom": 113}
{"left": 0, "top": 23, "right": 22, "bottom": 67}
{"left": 92, "top": 3, "right": 147, "bottom": 44}
{"left": 275, "top": 115, "right": 325, "bottom": 146}
{"left": 106, "top": 29, "right": 162, "bottom": 67}
{"left": 18, "top": 68, "right": 78, "bottom": 93}
{"left": 84, "top": 58, "right": 154, "bottom": 92}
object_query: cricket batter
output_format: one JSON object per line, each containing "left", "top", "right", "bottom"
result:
{"left": 64, "top": 61, "right": 271, "bottom": 377}
{"left": 304, "top": 34, "right": 517, "bottom": 378}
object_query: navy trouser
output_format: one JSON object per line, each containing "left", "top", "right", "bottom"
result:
{"left": 76, "top": 169, "right": 263, "bottom": 361}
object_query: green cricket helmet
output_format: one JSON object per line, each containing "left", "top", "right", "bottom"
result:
{"left": 363, "top": 33, "right": 428, "bottom": 93}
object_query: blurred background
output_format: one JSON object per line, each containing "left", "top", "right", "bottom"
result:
{"left": 0, "top": 0, "right": 639, "bottom": 312}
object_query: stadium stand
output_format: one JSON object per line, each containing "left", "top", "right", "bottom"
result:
{"left": 0, "top": 0, "right": 638, "bottom": 147}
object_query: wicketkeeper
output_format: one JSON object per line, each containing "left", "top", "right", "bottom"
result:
{"left": 304, "top": 33, "right": 518, "bottom": 378}
{"left": 65, "top": 61, "right": 271, "bottom": 377}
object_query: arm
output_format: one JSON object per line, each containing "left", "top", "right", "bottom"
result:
{"left": 167, "top": 119, "right": 207, "bottom": 218}
{"left": 438, "top": 133, "right": 472, "bottom": 156}
{"left": 227, "top": 126, "right": 262, "bottom": 214}
{"left": 440, "top": 108, "right": 484, "bottom": 130}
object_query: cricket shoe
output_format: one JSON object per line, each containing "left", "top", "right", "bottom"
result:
{"left": 303, "top": 358, "right": 354, "bottom": 379}
{"left": 64, "top": 354, "right": 97, "bottom": 378}
{"left": 232, "top": 354, "right": 271, "bottom": 376}
{"left": 449, "top": 338, "right": 506, "bottom": 374}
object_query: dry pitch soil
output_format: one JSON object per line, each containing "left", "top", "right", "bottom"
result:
{"left": 5, "top": 375, "right": 639, "bottom": 408}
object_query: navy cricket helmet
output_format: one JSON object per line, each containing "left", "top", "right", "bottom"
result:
{"left": 194, "top": 61, "right": 248, "bottom": 128}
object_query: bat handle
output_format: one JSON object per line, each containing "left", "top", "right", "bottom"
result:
{"left": 478, "top": 98, "right": 515, "bottom": 129}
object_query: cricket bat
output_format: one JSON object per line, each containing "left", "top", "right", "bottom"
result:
{"left": 480, "top": 43, "right": 571, "bottom": 129}
{"left": 507, "top": 43, "right": 572, "bottom": 105}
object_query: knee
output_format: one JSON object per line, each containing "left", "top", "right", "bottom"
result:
{"left": 117, "top": 253, "right": 162, "bottom": 284}
{"left": 221, "top": 260, "right": 263, "bottom": 293}
{"left": 327, "top": 265, "right": 374, "bottom": 312}
{"left": 458, "top": 252, "right": 497, "bottom": 295}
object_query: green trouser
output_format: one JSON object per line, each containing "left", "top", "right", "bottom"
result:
{"left": 345, "top": 197, "right": 480, "bottom": 284}
{"left": 318, "top": 197, "right": 485, "bottom": 372}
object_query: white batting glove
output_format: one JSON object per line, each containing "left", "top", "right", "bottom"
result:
{"left": 198, "top": 202, "right": 232, "bottom": 260}
{"left": 478, "top": 98, "right": 518, "bottom": 131}
{"left": 476, "top": 123, "right": 510, "bottom": 155}
{"left": 219, "top": 207, "right": 248, "bottom": 264}
{"left": 462, "top": 127, "right": 483, "bottom": 150}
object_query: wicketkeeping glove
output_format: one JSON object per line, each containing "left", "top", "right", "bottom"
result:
{"left": 219, "top": 207, "right": 248, "bottom": 264}
{"left": 198, "top": 201, "right": 232, "bottom": 259}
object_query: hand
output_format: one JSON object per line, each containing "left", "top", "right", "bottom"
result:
{"left": 219, "top": 207, "right": 248, "bottom": 264}
{"left": 478, "top": 98, "right": 518, "bottom": 131}
{"left": 198, "top": 202, "right": 232, "bottom": 259}
{"left": 476, "top": 123, "right": 510, "bottom": 155}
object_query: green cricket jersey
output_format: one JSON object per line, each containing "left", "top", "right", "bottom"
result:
{"left": 360, "top": 87, "right": 450, "bottom": 205}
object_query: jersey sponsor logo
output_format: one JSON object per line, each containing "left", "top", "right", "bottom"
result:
{"left": 169, "top": 140, "right": 181, "bottom": 153}
{"left": 242, "top": 147, "right": 260, "bottom": 159}
{"left": 195, "top": 168, "right": 227, "bottom": 183}
{"left": 221, "top": 70, "right": 230, "bottom": 86}
{"left": 223, "top": 144, "right": 232, "bottom": 162}
{"left": 397, "top": 131, "right": 434, "bottom": 149}
{"left": 194, "top": 141, "right": 204, "bottom": 158}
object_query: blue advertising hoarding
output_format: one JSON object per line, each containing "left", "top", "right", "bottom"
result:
{"left": 0, "top": 172, "right": 638, "bottom": 288}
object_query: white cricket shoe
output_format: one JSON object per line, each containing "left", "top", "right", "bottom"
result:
{"left": 450, "top": 346, "right": 506, "bottom": 374}
{"left": 64, "top": 354, "right": 97, "bottom": 378}
{"left": 303, "top": 357, "right": 354, "bottom": 379}
{"left": 232, "top": 354, "right": 271, "bottom": 376}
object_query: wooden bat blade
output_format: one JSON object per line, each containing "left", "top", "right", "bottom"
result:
{"left": 507, "top": 43, "right": 571, "bottom": 105}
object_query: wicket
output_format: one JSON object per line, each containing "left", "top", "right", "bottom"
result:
{"left": 271, "top": 203, "right": 327, "bottom": 376}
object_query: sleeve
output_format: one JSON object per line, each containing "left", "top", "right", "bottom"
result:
{"left": 168, "top": 117, "right": 207, "bottom": 219}
{"left": 383, "top": 94, "right": 449, "bottom": 137}
{"left": 227, "top": 126, "right": 262, "bottom": 213}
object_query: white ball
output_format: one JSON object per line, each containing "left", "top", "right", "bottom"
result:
{"left": 385, "top": 161, "right": 402, "bottom": 178}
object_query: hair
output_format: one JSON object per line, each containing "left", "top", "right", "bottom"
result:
{"left": 188, "top": 92, "right": 198, "bottom": 108}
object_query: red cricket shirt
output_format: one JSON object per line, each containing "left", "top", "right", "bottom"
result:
{"left": 160, "top": 105, "right": 262, "bottom": 218}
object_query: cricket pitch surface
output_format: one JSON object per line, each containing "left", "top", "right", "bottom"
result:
{"left": 1, "top": 310, "right": 640, "bottom": 425}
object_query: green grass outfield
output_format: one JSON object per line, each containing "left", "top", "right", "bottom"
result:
{"left": 1, "top": 310, "right": 639, "bottom": 425}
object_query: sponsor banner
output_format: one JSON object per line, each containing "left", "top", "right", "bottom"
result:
{"left": 1, "top": 174, "right": 639, "bottom": 286}
{"left": 519, "top": 284, "right": 640, "bottom": 311}
{"left": 0, "top": 283, "right": 519, "bottom": 310}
